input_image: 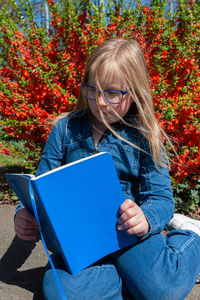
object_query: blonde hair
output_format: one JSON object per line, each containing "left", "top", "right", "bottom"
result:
{"left": 55, "top": 38, "right": 172, "bottom": 167}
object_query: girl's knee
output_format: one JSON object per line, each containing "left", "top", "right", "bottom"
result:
{"left": 42, "top": 264, "right": 123, "bottom": 300}
{"left": 123, "top": 269, "right": 194, "bottom": 300}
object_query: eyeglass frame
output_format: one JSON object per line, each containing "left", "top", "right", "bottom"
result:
{"left": 81, "top": 83, "right": 129, "bottom": 104}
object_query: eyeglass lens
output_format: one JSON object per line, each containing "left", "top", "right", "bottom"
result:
{"left": 83, "top": 86, "right": 122, "bottom": 103}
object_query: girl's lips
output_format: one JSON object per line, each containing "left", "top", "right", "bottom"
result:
{"left": 97, "top": 110, "right": 109, "bottom": 115}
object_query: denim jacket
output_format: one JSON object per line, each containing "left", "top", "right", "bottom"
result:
{"left": 16, "top": 110, "right": 174, "bottom": 239}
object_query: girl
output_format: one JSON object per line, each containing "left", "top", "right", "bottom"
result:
{"left": 14, "top": 39, "right": 200, "bottom": 300}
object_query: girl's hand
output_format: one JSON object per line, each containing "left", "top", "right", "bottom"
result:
{"left": 117, "top": 199, "right": 150, "bottom": 237}
{"left": 14, "top": 207, "right": 39, "bottom": 241}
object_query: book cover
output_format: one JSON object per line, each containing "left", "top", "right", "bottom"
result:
{"left": 7, "top": 152, "right": 137, "bottom": 274}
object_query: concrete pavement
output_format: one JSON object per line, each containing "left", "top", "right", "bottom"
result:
{"left": 0, "top": 205, "right": 48, "bottom": 300}
{"left": 0, "top": 205, "right": 200, "bottom": 300}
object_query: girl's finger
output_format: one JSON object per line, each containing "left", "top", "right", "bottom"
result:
{"left": 117, "top": 216, "right": 139, "bottom": 230}
{"left": 119, "top": 199, "right": 134, "bottom": 213}
{"left": 15, "top": 223, "right": 38, "bottom": 236}
{"left": 15, "top": 223, "right": 38, "bottom": 233}
{"left": 119, "top": 199, "right": 139, "bottom": 214}
{"left": 126, "top": 223, "right": 147, "bottom": 236}
{"left": 15, "top": 218, "right": 38, "bottom": 230}
{"left": 118, "top": 207, "right": 138, "bottom": 224}
{"left": 16, "top": 231, "right": 37, "bottom": 241}
{"left": 18, "top": 209, "right": 37, "bottom": 225}
{"left": 16, "top": 207, "right": 36, "bottom": 223}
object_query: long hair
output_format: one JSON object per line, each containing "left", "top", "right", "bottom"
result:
{"left": 55, "top": 39, "right": 172, "bottom": 167}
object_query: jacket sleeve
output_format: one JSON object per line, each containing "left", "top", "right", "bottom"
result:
{"left": 138, "top": 138, "right": 175, "bottom": 238}
{"left": 36, "top": 118, "right": 66, "bottom": 177}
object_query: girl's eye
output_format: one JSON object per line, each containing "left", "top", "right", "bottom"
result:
{"left": 104, "top": 91, "right": 122, "bottom": 102}
{"left": 84, "top": 86, "right": 96, "bottom": 98}
{"left": 105, "top": 91, "right": 118, "bottom": 97}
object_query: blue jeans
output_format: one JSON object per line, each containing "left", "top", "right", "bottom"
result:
{"left": 42, "top": 230, "right": 200, "bottom": 300}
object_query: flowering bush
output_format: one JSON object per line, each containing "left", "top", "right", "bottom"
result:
{"left": 0, "top": 0, "right": 199, "bottom": 212}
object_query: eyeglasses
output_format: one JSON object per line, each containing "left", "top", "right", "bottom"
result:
{"left": 81, "top": 83, "right": 128, "bottom": 104}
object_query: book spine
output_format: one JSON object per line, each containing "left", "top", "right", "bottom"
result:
{"left": 29, "top": 181, "right": 67, "bottom": 300}
{"left": 30, "top": 180, "right": 71, "bottom": 273}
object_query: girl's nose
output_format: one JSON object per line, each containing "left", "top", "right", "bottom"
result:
{"left": 97, "top": 92, "right": 107, "bottom": 107}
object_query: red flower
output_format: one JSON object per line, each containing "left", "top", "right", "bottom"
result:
{"left": 143, "top": 7, "right": 149, "bottom": 15}
{"left": 162, "top": 50, "right": 168, "bottom": 59}
{"left": 1, "top": 148, "right": 10, "bottom": 155}
{"left": 34, "top": 39, "right": 40, "bottom": 47}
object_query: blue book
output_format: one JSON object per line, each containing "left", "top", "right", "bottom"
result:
{"left": 6, "top": 152, "right": 137, "bottom": 274}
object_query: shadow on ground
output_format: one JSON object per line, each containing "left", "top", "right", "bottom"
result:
{"left": 0, "top": 235, "right": 46, "bottom": 300}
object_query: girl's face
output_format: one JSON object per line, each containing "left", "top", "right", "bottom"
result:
{"left": 87, "top": 64, "right": 133, "bottom": 125}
